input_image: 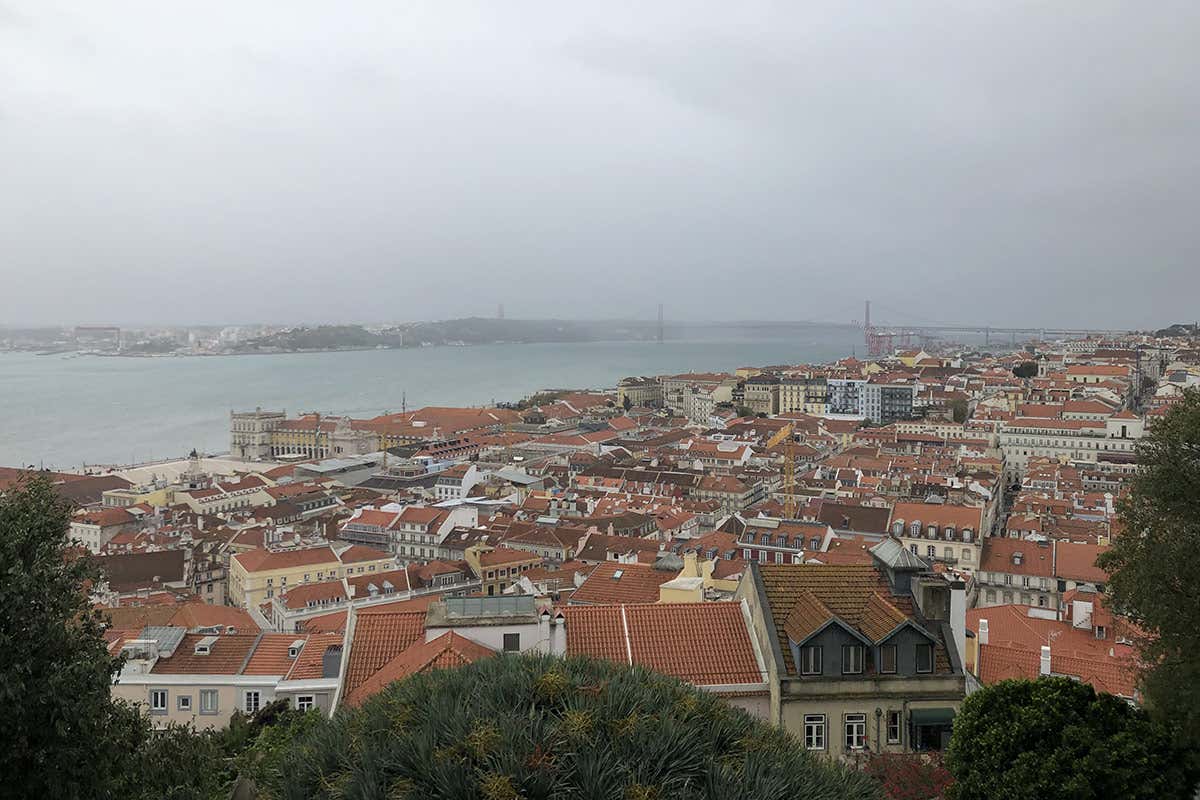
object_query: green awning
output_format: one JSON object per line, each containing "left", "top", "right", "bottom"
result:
{"left": 910, "top": 707, "right": 956, "bottom": 726}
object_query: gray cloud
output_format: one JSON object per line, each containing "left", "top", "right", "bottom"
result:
{"left": 1, "top": 1, "right": 1198, "bottom": 329}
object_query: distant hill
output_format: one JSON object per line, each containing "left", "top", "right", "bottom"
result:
{"left": 1154, "top": 323, "right": 1200, "bottom": 337}
{"left": 232, "top": 318, "right": 661, "bottom": 352}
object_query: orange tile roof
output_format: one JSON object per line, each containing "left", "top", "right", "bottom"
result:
{"left": 342, "top": 610, "right": 426, "bottom": 700}
{"left": 285, "top": 633, "right": 345, "bottom": 680}
{"left": 233, "top": 546, "right": 338, "bottom": 573}
{"left": 1054, "top": 541, "right": 1109, "bottom": 584}
{"left": 168, "top": 602, "right": 256, "bottom": 631}
{"left": 979, "top": 539, "right": 1054, "bottom": 577}
{"left": 337, "top": 544, "right": 393, "bottom": 564}
{"left": 565, "top": 602, "right": 764, "bottom": 686}
{"left": 756, "top": 564, "right": 953, "bottom": 675}
{"left": 243, "top": 634, "right": 304, "bottom": 675}
{"left": 301, "top": 609, "right": 349, "bottom": 633}
{"left": 344, "top": 632, "right": 496, "bottom": 706}
{"left": 568, "top": 561, "right": 680, "bottom": 605}
{"left": 968, "top": 605, "right": 1137, "bottom": 697}
{"left": 150, "top": 633, "right": 260, "bottom": 675}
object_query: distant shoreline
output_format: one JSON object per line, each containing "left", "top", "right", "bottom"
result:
{"left": 8, "top": 338, "right": 678, "bottom": 359}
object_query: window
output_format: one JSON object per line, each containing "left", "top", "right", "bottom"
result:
{"left": 503, "top": 633, "right": 520, "bottom": 652}
{"left": 150, "top": 690, "right": 167, "bottom": 713}
{"left": 926, "top": 545, "right": 935, "bottom": 558}
{"left": 244, "top": 691, "right": 261, "bottom": 713}
{"left": 887, "top": 710, "right": 902, "bottom": 744}
{"left": 842, "top": 644, "right": 864, "bottom": 675}
{"left": 177, "top": 695, "right": 192, "bottom": 712}
{"left": 774, "top": 551, "right": 783, "bottom": 564}
{"left": 296, "top": 695, "right": 315, "bottom": 711}
{"left": 803, "top": 714, "right": 826, "bottom": 750}
{"left": 879, "top": 644, "right": 897, "bottom": 674}
{"left": 200, "top": 690, "right": 218, "bottom": 714}
{"left": 909, "top": 544, "right": 918, "bottom": 555}
{"left": 1095, "top": 625, "right": 1107, "bottom": 640}
{"left": 844, "top": 714, "right": 867, "bottom": 750}
{"left": 915, "top": 643, "right": 933, "bottom": 674}
{"left": 799, "top": 645, "right": 822, "bottom": 675}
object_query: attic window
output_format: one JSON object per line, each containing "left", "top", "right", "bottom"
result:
{"left": 612, "top": 570, "right": 623, "bottom": 580}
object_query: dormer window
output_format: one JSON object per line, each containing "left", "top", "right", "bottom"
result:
{"left": 944, "top": 527, "right": 955, "bottom": 541}
{"left": 799, "top": 645, "right": 823, "bottom": 675}
{"left": 842, "top": 645, "right": 864, "bottom": 675}
{"left": 915, "top": 643, "right": 933, "bottom": 673}
{"left": 963, "top": 529, "right": 973, "bottom": 543}
{"left": 927, "top": 525, "right": 937, "bottom": 539}
{"left": 910, "top": 521, "right": 921, "bottom": 537}
{"left": 892, "top": 521, "right": 904, "bottom": 536}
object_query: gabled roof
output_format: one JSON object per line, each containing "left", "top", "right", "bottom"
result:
{"left": 754, "top": 563, "right": 951, "bottom": 675}
{"left": 341, "top": 610, "right": 426, "bottom": 701}
{"left": 344, "top": 631, "right": 495, "bottom": 706}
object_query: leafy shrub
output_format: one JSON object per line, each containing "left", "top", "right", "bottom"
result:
{"left": 263, "top": 654, "right": 881, "bottom": 800}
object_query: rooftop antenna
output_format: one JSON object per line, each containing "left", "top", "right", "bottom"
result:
{"left": 402, "top": 392, "right": 407, "bottom": 413}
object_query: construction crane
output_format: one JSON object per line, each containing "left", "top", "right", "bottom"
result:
{"left": 782, "top": 424, "right": 797, "bottom": 520}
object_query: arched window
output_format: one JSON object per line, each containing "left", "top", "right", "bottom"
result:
{"left": 910, "top": 521, "right": 921, "bottom": 537}
{"left": 892, "top": 521, "right": 904, "bottom": 536}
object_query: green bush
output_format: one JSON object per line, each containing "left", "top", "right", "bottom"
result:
{"left": 946, "top": 676, "right": 1199, "bottom": 800}
{"left": 264, "top": 654, "right": 881, "bottom": 800}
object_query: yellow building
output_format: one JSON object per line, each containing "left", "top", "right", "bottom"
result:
{"left": 229, "top": 544, "right": 395, "bottom": 609}
{"left": 103, "top": 485, "right": 176, "bottom": 509}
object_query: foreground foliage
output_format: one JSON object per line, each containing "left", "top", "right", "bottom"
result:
{"left": 1, "top": 476, "right": 131, "bottom": 799}
{"left": 1099, "top": 388, "right": 1200, "bottom": 752}
{"left": 265, "top": 654, "right": 881, "bottom": 800}
{"left": 945, "top": 677, "right": 1198, "bottom": 800}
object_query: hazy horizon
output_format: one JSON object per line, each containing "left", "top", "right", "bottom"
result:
{"left": 3, "top": 2, "right": 1199, "bottom": 329}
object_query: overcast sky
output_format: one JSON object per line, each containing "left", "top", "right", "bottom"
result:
{"left": 2, "top": 2, "right": 1198, "bottom": 329}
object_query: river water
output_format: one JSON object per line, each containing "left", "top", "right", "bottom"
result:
{"left": 0, "top": 326, "right": 864, "bottom": 469}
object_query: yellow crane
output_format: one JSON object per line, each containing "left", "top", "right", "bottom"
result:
{"left": 782, "top": 423, "right": 797, "bottom": 519}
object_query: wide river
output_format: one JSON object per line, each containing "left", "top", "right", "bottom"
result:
{"left": 0, "top": 326, "right": 865, "bottom": 469}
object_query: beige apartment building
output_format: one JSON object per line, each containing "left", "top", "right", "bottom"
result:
{"left": 737, "top": 541, "right": 967, "bottom": 759}
{"left": 112, "top": 627, "right": 344, "bottom": 728}
{"left": 228, "top": 543, "right": 395, "bottom": 609}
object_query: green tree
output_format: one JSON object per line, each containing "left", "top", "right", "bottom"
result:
{"left": 1011, "top": 361, "right": 1038, "bottom": 379}
{"left": 0, "top": 475, "right": 135, "bottom": 798}
{"left": 1099, "top": 388, "right": 1200, "bottom": 747}
{"left": 946, "top": 677, "right": 1198, "bottom": 800}
{"left": 265, "top": 654, "right": 881, "bottom": 800}
{"left": 948, "top": 398, "right": 969, "bottom": 423}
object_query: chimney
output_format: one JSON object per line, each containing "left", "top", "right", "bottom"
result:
{"left": 1039, "top": 645, "right": 1051, "bottom": 676}
{"left": 978, "top": 618, "right": 989, "bottom": 646}
{"left": 949, "top": 580, "right": 966, "bottom": 668}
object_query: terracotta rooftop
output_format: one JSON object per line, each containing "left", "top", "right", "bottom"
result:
{"left": 233, "top": 546, "right": 338, "bottom": 573}
{"left": 149, "top": 633, "right": 260, "bottom": 675}
{"left": 285, "top": 632, "right": 345, "bottom": 680}
{"left": 565, "top": 602, "right": 764, "bottom": 686}
{"left": 1054, "top": 541, "right": 1109, "bottom": 584}
{"left": 344, "top": 631, "right": 496, "bottom": 706}
{"left": 754, "top": 563, "right": 952, "bottom": 675}
{"left": 568, "top": 561, "right": 680, "bottom": 605}
{"left": 341, "top": 610, "right": 426, "bottom": 701}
